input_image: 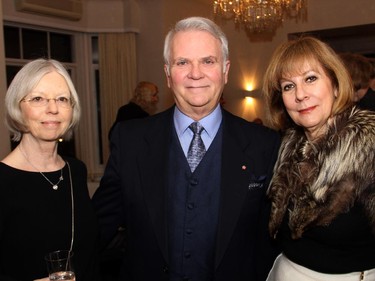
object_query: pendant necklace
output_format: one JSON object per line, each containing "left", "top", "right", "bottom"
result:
{"left": 19, "top": 146, "right": 75, "bottom": 251}
{"left": 19, "top": 146, "right": 64, "bottom": 190}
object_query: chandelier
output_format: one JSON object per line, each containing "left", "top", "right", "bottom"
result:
{"left": 213, "top": 0, "right": 307, "bottom": 36}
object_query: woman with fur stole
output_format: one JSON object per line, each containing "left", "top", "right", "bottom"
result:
{"left": 263, "top": 36, "right": 375, "bottom": 280}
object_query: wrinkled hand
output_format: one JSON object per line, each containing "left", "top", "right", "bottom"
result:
{"left": 34, "top": 277, "right": 49, "bottom": 281}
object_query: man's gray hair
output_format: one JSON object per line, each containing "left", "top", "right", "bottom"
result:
{"left": 163, "top": 17, "right": 229, "bottom": 75}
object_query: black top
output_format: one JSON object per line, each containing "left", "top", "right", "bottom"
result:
{"left": 279, "top": 202, "right": 375, "bottom": 274}
{"left": 0, "top": 157, "right": 100, "bottom": 281}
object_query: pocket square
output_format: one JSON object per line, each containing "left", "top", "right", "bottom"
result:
{"left": 248, "top": 174, "right": 267, "bottom": 190}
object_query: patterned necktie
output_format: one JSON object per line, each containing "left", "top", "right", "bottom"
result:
{"left": 187, "top": 122, "right": 206, "bottom": 172}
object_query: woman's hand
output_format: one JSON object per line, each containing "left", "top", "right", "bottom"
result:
{"left": 34, "top": 277, "right": 49, "bottom": 281}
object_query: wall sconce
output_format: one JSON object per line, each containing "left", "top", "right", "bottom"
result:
{"left": 243, "top": 89, "right": 258, "bottom": 99}
{"left": 243, "top": 91, "right": 255, "bottom": 105}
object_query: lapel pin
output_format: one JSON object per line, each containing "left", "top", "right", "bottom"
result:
{"left": 242, "top": 165, "right": 247, "bottom": 170}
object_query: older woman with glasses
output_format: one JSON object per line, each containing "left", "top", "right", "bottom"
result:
{"left": 0, "top": 59, "right": 99, "bottom": 281}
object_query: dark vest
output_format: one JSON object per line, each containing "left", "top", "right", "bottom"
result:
{"left": 167, "top": 126, "right": 223, "bottom": 281}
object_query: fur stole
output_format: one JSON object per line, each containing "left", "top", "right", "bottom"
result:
{"left": 268, "top": 106, "right": 375, "bottom": 239}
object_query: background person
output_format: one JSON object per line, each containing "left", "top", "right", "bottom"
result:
{"left": 92, "top": 16, "right": 280, "bottom": 281}
{"left": 108, "top": 81, "right": 159, "bottom": 137}
{"left": 263, "top": 36, "right": 375, "bottom": 280}
{"left": 0, "top": 59, "right": 99, "bottom": 281}
{"left": 368, "top": 58, "right": 375, "bottom": 91}
{"left": 339, "top": 52, "right": 372, "bottom": 103}
{"left": 252, "top": 117, "right": 263, "bottom": 125}
{"left": 357, "top": 57, "right": 375, "bottom": 111}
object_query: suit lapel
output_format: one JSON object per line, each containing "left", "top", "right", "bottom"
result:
{"left": 215, "top": 112, "right": 254, "bottom": 268}
{"left": 137, "top": 108, "right": 174, "bottom": 262}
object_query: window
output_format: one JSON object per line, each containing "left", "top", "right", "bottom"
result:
{"left": 4, "top": 25, "right": 73, "bottom": 62}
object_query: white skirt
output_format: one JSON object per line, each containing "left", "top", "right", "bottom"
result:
{"left": 266, "top": 253, "right": 375, "bottom": 281}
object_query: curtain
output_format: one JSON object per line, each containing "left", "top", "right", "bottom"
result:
{"left": 98, "top": 32, "right": 137, "bottom": 162}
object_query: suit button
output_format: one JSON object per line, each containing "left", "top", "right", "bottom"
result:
{"left": 184, "top": 251, "right": 191, "bottom": 258}
{"left": 189, "top": 178, "right": 199, "bottom": 185}
{"left": 187, "top": 203, "right": 194, "bottom": 210}
{"left": 162, "top": 265, "right": 169, "bottom": 273}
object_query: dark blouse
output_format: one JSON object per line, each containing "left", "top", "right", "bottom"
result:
{"left": 279, "top": 202, "right": 375, "bottom": 273}
{"left": 0, "top": 157, "right": 100, "bottom": 281}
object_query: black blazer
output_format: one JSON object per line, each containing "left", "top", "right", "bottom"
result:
{"left": 92, "top": 106, "right": 281, "bottom": 281}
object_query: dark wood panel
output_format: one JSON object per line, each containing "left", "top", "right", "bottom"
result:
{"left": 289, "top": 23, "right": 375, "bottom": 57}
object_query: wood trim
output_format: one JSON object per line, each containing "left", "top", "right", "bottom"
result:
{"left": 15, "top": 0, "right": 82, "bottom": 21}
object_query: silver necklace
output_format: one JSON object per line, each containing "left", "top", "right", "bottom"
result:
{"left": 21, "top": 146, "right": 75, "bottom": 251}
{"left": 19, "top": 146, "right": 64, "bottom": 190}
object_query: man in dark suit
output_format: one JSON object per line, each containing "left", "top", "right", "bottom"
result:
{"left": 108, "top": 81, "right": 159, "bottom": 137}
{"left": 92, "top": 16, "right": 280, "bottom": 281}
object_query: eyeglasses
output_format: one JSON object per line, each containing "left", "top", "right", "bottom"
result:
{"left": 22, "top": 96, "right": 73, "bottom": 108}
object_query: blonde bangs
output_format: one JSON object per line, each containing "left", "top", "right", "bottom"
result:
{"left": 277, "top": 43, "right": 322, "bottom": 80}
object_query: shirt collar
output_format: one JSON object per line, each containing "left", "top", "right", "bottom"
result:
{"left": 173, "top": 104, "right": 222, "bottom": 139}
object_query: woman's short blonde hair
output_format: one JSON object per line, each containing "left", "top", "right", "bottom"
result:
{"left": 5, "top": 58, "right": 81, "bottom": 141}
{"left": 263, "top": 36, "right": 354, "bottom": 131}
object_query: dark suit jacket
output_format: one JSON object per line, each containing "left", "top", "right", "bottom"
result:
{"left": 92, "top": 106, "right": 281, "bottom": 281}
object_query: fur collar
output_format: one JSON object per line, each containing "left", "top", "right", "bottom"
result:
{"left": 268, "top": 106, "right": 375, "bottom": 239}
